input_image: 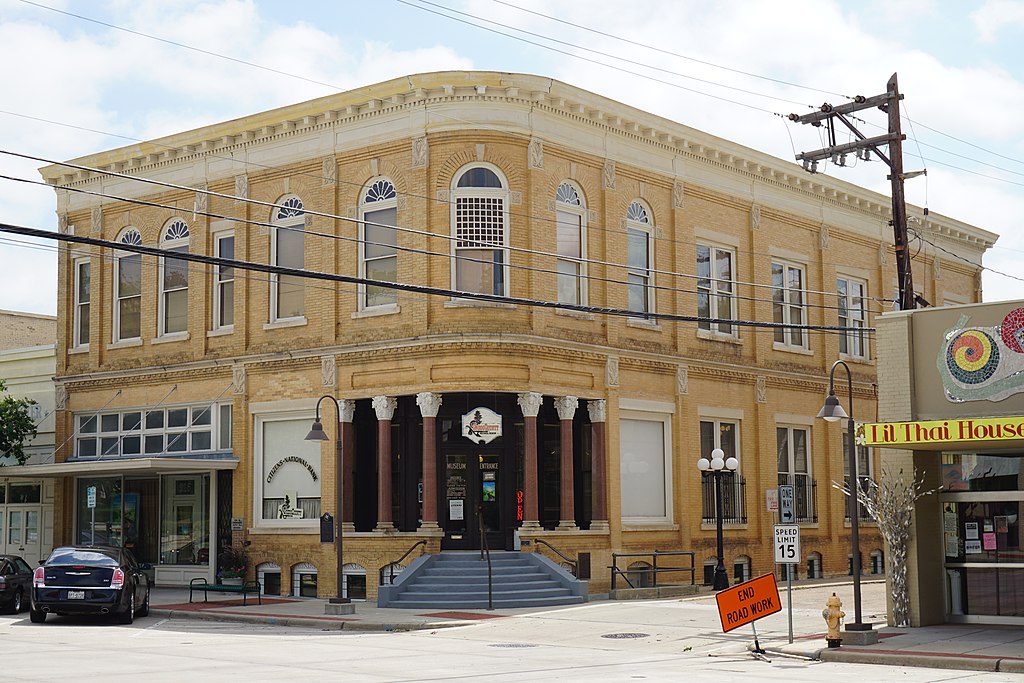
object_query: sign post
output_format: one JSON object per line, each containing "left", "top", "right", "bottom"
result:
{"left": 774, "top": 524, "right": 801, "bottom": 644}
{"left": 86, "top": 485, "right": 97, "bottom": 545}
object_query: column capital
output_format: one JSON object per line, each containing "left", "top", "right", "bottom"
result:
{"left": 587, "top": 399, "right": 607, "bottom": 423}
{"left": 517, "top": 392, "right": 543, "bottom": 418}
{"left": 416, "top": 392, "right": 443, "bottom": 418}
{"left": 372, "top": 396, "right": 397, "bottom": 420}
{"left": 338, "top": 399, "right": 356, "bottom": 423}
{"left": 554, "top": 396, "right": 578, "bottom": 421}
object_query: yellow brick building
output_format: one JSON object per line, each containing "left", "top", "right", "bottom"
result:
{"left": 28, "top": 71, "right": 993, "bottom": 599}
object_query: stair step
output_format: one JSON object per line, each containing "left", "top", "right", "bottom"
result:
{"left": 391, "top": 596, "right": 586, "bottom": 609}
{"left": 417, "top": 575, "right": 553, "bottom": 586}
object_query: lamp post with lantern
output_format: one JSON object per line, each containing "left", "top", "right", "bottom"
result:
{"left": 698, "top": 447, "right": 738, "bottom": 591}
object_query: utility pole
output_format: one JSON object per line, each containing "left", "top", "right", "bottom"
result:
{"left": 788, "top": 73, "right": 918, "bottom": 311}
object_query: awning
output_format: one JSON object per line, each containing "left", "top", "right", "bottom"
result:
{"left": 0, "top": 456, "right": 239, "bottom": 478}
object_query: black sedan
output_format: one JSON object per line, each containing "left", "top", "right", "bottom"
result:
{"left": 30, "top": 546, "right": 150, "bottom": 624}
{"left": 0, "top": 555, "right": 34, "bottom": 613}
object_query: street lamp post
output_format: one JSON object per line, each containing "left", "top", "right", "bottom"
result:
{"left": 698, "top": 447, "right": 738, "bottom": 591}
{"left": 305, "top": 395, "right": 350, "bottom": 606}
{"left": 817, "top": 359, "right": 871, "bottom": 633}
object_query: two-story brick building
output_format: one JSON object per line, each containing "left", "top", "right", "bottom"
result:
{"left": 25, "top": 71, "right": 993, "bottom": 598}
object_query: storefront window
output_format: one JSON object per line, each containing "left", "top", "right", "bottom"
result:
{"left": 159, "top": 474, "right": 209, "bottom": 565}
{"left": 942, "top": 453, "right": 1022, "bottom": 492}
{"left": 75, "top": 477, "right": 123, "bottom": 546}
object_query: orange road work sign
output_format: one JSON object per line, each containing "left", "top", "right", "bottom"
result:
{"left": 715, "top": 573, "right": 782, "bottom": 633}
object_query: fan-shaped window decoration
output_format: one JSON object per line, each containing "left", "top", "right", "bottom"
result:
{"left": 257, "top": 562, "right": 282, "bottom": 595}
{"left": 556, "top": 182, "right": 582, "bottom": 206}
{"left": 163, "top": 220, "right": 189, "bottom": 242}
{"left": 276, "top": 196, "right": 304, "bottom": 220}
{"left": 456, "top": 167, "right": 502, "bottom": 188}
{"left": 627, "top": 201, "right": 649, "bottom": 224}
{"left": 364, "top": 179, "right": 397, "bottom": 203}
{"left": 119, "top": 229, "right": 142, "bottom": 246}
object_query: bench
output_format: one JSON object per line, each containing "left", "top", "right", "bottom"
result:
{"left": 189, "top": 577, "right": 262, "bottom": 606}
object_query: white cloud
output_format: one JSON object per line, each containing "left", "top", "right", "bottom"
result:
{"left": 971, "top": 0, "right": 1024, "bottom": 42}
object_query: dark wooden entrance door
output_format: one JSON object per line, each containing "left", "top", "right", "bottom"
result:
{"left": 442, "top": 450, "right": 506, "bottom": 550}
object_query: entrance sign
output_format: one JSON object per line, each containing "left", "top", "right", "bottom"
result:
{"left": 778, "top": 485, "right": 794, "bottom": 523}
{"left": 765, "top": 489, "right": 778, "bottom": 512}
{"left": 774, "top": 524, "right": 801, "bottom": 564}
{"left": 462, "top": 407, "right": 502, "bottom": 444}
{"left": 715, "top": 573, "right": 782, "bottom": 633}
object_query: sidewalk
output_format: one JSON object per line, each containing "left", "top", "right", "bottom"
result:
{"left": 149, "top": 582, "right": 1024, "bottom": 675}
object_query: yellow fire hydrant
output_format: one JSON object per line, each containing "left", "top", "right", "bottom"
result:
{"left": 822, "top": 592, "right": 845, "bottom": 648}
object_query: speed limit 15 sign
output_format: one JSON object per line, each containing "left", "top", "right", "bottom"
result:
{"left": 774, "top": 524, "right": 801, "bottom": 564}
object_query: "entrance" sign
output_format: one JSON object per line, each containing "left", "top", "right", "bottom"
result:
{"left": 715, "top": 573, "right": 782, "bottom": 633}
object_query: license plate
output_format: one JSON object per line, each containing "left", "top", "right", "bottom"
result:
{"left": 67, "top": 590, "right": 85, "bottom": 599}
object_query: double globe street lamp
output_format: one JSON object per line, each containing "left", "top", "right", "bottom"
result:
{"left": 698, "top": 447, "right": 739, "bottom": 590}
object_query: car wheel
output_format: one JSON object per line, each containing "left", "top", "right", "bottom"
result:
{"left": 11, "top": 590, "right": 22, "bottom": 614}
{"left": 119, "top": 591, "right": 135, "bottom": 625}
{"left": 29, "top": 609, "right": 45, "bottom": 624}
{"left": 136, "top": 586, "right": 150, "bottom": 618}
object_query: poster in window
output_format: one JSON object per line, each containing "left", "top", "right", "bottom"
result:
{"left": 982, "top": 532, "right": 997, "bottom": 551}
{"left": 965, "top": 522, "right": 979, "bottom": 540}
{"left": 277, "top": 490, "right": 304, "bottom": 519}
{"left": 176, "top": 505, "right": 193, "bottom": 536}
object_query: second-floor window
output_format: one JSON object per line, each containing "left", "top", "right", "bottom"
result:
{"left": 114, "top": 228, "right": 142, "bottom": 342}
{"left": 772, "top": 259, "right": 807, "bottom": 349}
{"left": 626, "top": 201, "right": 654, "bottom": 316}
{"left": 837, "top": 276, "right": 868, "bottom": 358}
{"left": 699, "top": 418, "right": 744, "bottom": 523}
{"left": 777, "top": 425, "right": 815, "bottom": 522}
{"left": 843, "top": 432, "right": 874, "bottom": 520}
{"left": 452, "top": 165, "right": 509, "bottom": 298}
{"left": 697, "top": 244, "right": 736, "bottom": 335}
{"left": 360, "top": 178, "right": 398, "bottom": 309}
{"left": 213, "top": 232, "right": 234, "bottom": 329}
{"left": 555, "top": 181, "right": 586, "bottom": 305}
{"left": 159, "top": 219, "right": 189, "bottom": 336}
{"left": 73, "top": 258, "right": 90, "bottom": 347}
{"left": 271, "top": 196, "right": 305, "bottom": 321}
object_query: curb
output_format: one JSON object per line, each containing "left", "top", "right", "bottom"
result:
{"left": 149, "top": 607, "right": 462, "bottom": 632}
{"left": 819, "top": 648, "right": 1024, "bottom": 674}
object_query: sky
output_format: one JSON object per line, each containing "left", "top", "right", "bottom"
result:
{"left": 2, "top": 0, "right": 1023, "bottom": 316}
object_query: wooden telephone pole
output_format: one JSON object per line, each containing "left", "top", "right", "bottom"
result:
{"left": 788, "top": 73, "right": 916, "bottom": 311}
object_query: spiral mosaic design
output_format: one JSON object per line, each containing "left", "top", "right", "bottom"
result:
{"left": 946, "top": 330, "right": 1000, "bottom": 384}
{"left": 1000, "top": 307, "right": 1024, "bottom": 354}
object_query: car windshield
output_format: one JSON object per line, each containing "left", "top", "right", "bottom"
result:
{"left": 46, "top": 549, "right": 118, "bottom": 567}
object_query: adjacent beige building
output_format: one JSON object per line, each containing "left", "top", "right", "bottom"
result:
{"left": 26, "top": 71, "right": 994, "bottom": 598}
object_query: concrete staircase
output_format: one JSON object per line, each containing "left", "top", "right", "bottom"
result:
{"left": 377, "top": 551, "right": 588, "bottom": 609}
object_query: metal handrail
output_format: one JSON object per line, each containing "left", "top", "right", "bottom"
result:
{"left": 609, "top": 550, "right": 695, "bottom": 591}
{"left": 382, "top": 539, "right": 427, "bottom": 586}
{"left": 532, "top": 539, "right": 577, "bottom": 576}
{"left": 477, "top": 506, "right": 493, "bottom": 610}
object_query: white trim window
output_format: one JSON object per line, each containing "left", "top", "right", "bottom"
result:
{"left": 777, "top": 425, "right": 814, "bottom": 522}
{"left": 253, "top": 411, "right": 320, "bottom": 528}
{"left": 359, "top": 178, "right": 398, "bottom": 309}
{"left": 697, "top": 243, "right": 736, "bottom": 336}
{"left": 159, "top": 219, "right": 189, "bottom": 336}
{"left": 699, "top": 418, "right": 743, "bottom": 522}
{"left": 74, "top": 403, "right": 230, "bottom": 458}
{"left": 73, "top": 257, "right": 90, "bottom": 348}
{"left": 626, "top": 201, "right": 654, "bottom": 316}
{"left": 271, "top": 196, "right": 305, "bottom": 321}
{"left": 837, "top": 275, "right": 868, "bottom": 359}
{"left": 555, "top": 181, "right": 587, "bottom": 305}
{"left": 619, "top": 408, "right": 673, "bottom": 523}
{"left": 451, "top": 164, "right": 509, "bottom": 297}
{"left": 843, "top": 431, "right": 874, "bottom": 520}
{"left": 213, "top": 231, "right": 235, "bottom": 330}
{"left": 114, "top": 228, "right": 143, "bottom": 342}
{"left": 772, "top": 259, "right": 807, "bottom": 349}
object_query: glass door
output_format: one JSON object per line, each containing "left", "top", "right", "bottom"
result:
{"left": 443, "top": 454, "right": 470, "bottom": 550}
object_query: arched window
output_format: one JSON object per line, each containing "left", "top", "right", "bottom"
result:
{"left": 159, "top": 219, "right": 189, "bottom": 336}
{"left": 359, "top": 178, "right": 398, "bottom": 309}
{"left": 733, "top": 555, "right": 752, "bottom": 583}
{"left": 807, "top": 551, "right": 823, "bottom": 579}
{"left": 343, "top": 562, "right": 367, "bottom": 600}
{"left": 451, "top": 165, "right": 509, "bottom": 298}
{"left": 257, "top": 562, "right": 282, "bottom": 595}
{"left": 114, "top": 228, "right": 143, "bottom": 342}
{"left": 555, "top": 181, "right": 587, "bottom": 305}
{"left": 870, "top": 549, "right": 885, "bottom": 575}
{"left": 291, "top": 561, "right": 317, "bottom": 598}
{"left": 271, "top": 196, "right": 305, "bottom": 321}
{"left": 379, "top": 561, "right": 405, "bottom": 586}
{"left": 626, "top": 201, "right": 654, "bottom": 316}
{"left": 626, "top": 561, "right": 654, "bottom": 588}
{"left": 702, "top": 557, "right": 718, "bottom": 586}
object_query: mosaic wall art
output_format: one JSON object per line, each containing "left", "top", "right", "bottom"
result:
{"left": 937, "top": 307, "right": 1024, "bottom": 402}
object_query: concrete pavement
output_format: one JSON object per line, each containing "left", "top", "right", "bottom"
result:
{"left": 148, "top": 578, "right": 1024, "bottom": 675}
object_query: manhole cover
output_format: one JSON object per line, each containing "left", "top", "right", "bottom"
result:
{"left": 601, "top": 632, "right": 650, "bottom": 639}
{"left": 488, "top": 643, "right": 539, "bottom": 648}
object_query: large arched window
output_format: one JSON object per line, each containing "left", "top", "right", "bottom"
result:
{"left": 451, "top": 164, "right": 510, "bottom": 298}
{"left": 271, "top": 196, "right": 305, "bottom": 321}
{"left": 359, "top": 178, "right": 398, "bottom": 309}
{"left": 159, "top": 218, "right": 189, "bottom": 336}
{"left": 114, "top": 228, "right": 143, "bottom": 342}
{"left": 626, "top": 200, "right": 654, "bottom": 316}
{"left": 555, "top": 181, "right": 587, "bottom": 305}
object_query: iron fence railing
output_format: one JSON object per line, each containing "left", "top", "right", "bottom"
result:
{"left": 700, "top": 475, "right": 746, "bottom": 524}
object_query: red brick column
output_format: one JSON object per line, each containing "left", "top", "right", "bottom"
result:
{"left": 416, "top": 392, "right": 443, "bottom": 530}
{"left": 339, "top": 399, "right": 355, "bottom": 531}
{"left": 554, "top": 396, "right": 578, "bottom": 531}
{"left": 517, "top": 392, "right": 543, "bottom": 530}
{"left": 372, "top": 396, "right": 397, "bottom": 531}
{"left": 587, "top": 400, "right": 608, "bottom": 531}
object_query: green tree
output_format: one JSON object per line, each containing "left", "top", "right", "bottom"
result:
{"left": 0, "top": 380, "right": 37, "bottom": 466}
